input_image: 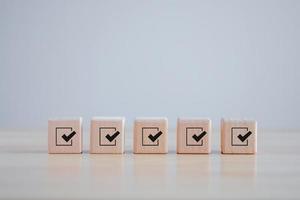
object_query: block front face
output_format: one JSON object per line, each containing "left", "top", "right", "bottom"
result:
{"left": 221, "top": 119, "right": 257, "bottom": 154}
{"left": 48, "top": 118, "right": 82, "bottom": 154}
{"left": 177, "top": 118, "right": 211, "bottom": 154}
{"left": 90, "top": 117, "right": 125, "bottom": 154}
{"left": 134, "top": 118, "right": 168, "bottom": 154}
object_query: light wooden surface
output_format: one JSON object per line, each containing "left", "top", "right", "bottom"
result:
{"left": 0, "top": 129, "right": 299, "bottom": 199}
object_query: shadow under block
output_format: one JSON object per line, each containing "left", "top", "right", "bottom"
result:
{"left": 90, "top": 117, "right": 125, "bottom": 154}
{"left": 48, "top": 118, "right": 82, "bottom": 154}
{"left": 221, "top": 119, "right": 257, "bottom": 154}
{"left": 177, "top": 118, "right": 211, "bottom": 154}
{"left": 133, "top": 118, "right": 168, "bottom": 154}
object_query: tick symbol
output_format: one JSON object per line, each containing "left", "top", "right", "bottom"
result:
{"left": 237, "top": 131, "right": 252, "bottom": 142}
{"left": 192, "top": 131, "right": 207, "bottom": 142}
{"left": 105, "top": 131, "right": 120, "bottom": 142}
{"left": 61, "top": 131, "right": 76, "bottom": 142}
{"left": 148, "top": 131, "right": 163, "bottom": 142}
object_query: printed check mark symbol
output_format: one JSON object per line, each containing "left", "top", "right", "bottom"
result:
{"left": 61, "top": 131, "right": 76, "bottom": 142}
{"left": 105, "top": 131, "right": 120, "bottom": 142}
{"left": 192, "top": 131, "right": 207, "bottom": 142}
{"left": 237, "top": 131, "right": 252, "bottom": 142}
{"left": 148, "top": 131, "right": 163, "bottom": 142}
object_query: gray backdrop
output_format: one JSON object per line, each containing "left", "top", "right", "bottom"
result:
{"left": 0, "top": 0, "right": 299, "bottom": 129}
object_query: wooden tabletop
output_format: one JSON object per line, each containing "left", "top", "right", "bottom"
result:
{"left": 0, "top": 129, "right": 299, "bottom": 199}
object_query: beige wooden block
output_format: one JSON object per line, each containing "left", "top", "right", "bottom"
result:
{"left": 177, "top": 118, "right": 211, "bottom": 154}
{"left": 48, "top": 118, "right": 82, "bottom": 154}
{"left": 221, "top": 119, "right": 257, "bottom": 154}
{"left": 90, "top": 117, "right": 125, "bottom": 154}
{"left": 133, "top": 118, "right": 168, "bottom": 154}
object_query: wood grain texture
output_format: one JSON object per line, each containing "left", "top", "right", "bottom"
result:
{"left": 48, "top": 118, "right": 82, "bottom": 154}
{"left": 177, "top": 118, "right": 211, "bottom": 154}
{"left": 90, "top": 117, "right": 125, "bottom": 154}
{"left": 0, "top": 129, "right": 299, "bottom": 199}
{"left": 221, "top": 119, "right": 257, "bottom": 154}
{"left": 133, "top": 118, "right": 168, "bottom": 154}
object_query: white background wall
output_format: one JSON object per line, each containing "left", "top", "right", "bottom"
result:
{"left": 0, "top": 0, "right": 299, "bottom": 130}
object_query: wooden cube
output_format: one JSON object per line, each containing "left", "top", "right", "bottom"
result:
{"left": 90, "top": 117, "right": 125, "bottom": 154}
{"left": 133, "top": 118, "right": 168, "bottom": 154}
{"left": 221, "top": 119, "right": 257, "bottom": 154}
{"left": 48, "top": 118, "right": 82, "bottom": 154}
{"left": 177, "top": 118, "right": 211, "bottom": 154}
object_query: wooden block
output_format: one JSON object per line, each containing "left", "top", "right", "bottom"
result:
{"left": 177, "top": 118, "right": 211, "bottom": 154}
{"left": 133, "top": 118, "right": 168, "bottom": 154}
{"left": 48, "top": 118, "right": 82, "bottom": 154}
{"left": 221, "top": 119, "right": 257, "bottom": 154}
{"left": 90, "top": 117, "right": 125, "bottom": 154}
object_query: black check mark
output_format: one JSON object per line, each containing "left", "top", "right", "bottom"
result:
{"left": 61, "top": 131, "right": 76, "bottom": 142}
{"left": 192, "top": 131, "right": 207, "bottom": 142}
{"left": 148, "top": 131, "right": 163, "bottom": 142}
{"left": 237, "top": 131, "right": 252, "bottom": 142}
{"left": 105, "top": 131, "right": 120, "bottom": 142}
